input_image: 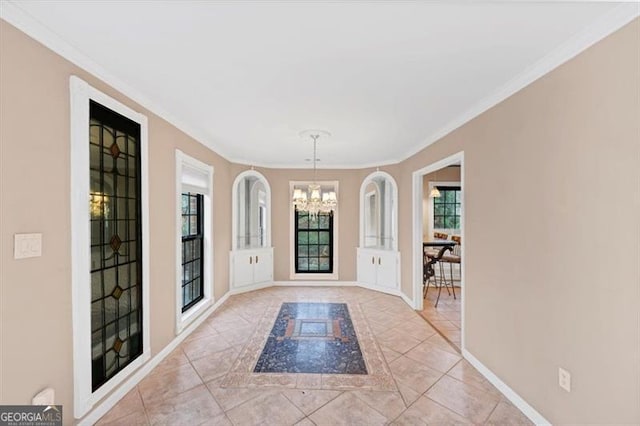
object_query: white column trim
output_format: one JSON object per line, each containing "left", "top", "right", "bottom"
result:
{"left": 175, "top": 150, "right": 215, "bottom": 335}
{"left": 289, "top": 180, "right": 340, "bottom": 280}
{"left": 70, "top": 76, "right": 151, "bottom": 419}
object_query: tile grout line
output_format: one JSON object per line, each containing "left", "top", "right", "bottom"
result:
{"left": 279, "top": 387, "right": 344, "bottom": 421}
{"left": 416, "top": 311, "right": 461, "bottom": 353}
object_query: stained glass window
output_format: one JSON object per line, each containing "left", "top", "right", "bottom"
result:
{"left": 89, "top": 101, "right": 143, "bottom": 391}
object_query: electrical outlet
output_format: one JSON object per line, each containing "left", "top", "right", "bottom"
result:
{"left": 14, "top": 233, "right": 42, "bottom": 259}
{"left": 558, "top": 367, "right": 571, "bottom": 392}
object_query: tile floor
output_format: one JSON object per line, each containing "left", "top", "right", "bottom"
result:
{"left": 97, "top": 286, "right": 531, "bottom": 425}
{"left": 420, "top": 283, "right": 461, "bottom": 351}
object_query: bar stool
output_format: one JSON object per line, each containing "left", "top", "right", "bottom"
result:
{"left": 437, "top": 236, "right": 461, "bottom": 306}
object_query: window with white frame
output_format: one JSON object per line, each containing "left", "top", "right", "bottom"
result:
{"left": 70, "top": 76, "right": 151, "bottom": 419}
{"left": 175, "top": 150, "right": 213, "bottom": 333}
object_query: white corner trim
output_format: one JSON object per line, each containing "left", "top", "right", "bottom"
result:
{"left": 399, "top": 291, "right": 417, "bottom": 310}
{"left": 397, "top": 2, "right": 640, "bottom": 162}
{"left": 462, "top": 349, "right": 551, "bottom": 426}
{"left": 78, "top": 292, "right": 230, "bottom": 426}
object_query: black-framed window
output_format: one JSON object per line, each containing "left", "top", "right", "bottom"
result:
{"left": 89, "top": 100, "right": 143, "bottom": 391}
{"left": 295, "top": 210, "right": 333, "bottom": 273}
{"left": 433, "top": 186, "right": 461, "bottom": 229}
{"left": 181, "top": 193, "right": 204, "bottom": 312}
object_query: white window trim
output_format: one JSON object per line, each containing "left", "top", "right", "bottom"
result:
{"left": 175, "top": 150, "right": 214, "bottom": 334}
{"left": 289, "top": 180, "right": 339, "bottom": 280}
{"left": 427, "top": 180, "right": 462, "bottom": 237}
{"left": 70, "top": 76, "right": 151, "bottom": 419}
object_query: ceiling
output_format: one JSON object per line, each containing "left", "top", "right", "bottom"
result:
{"left": 3, "top": 1, "right": 634, "bottom": 167}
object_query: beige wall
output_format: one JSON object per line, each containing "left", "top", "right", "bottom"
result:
{"left": 1, "top": 14, "right": 638, "bottom": 426}
{"left": 0, "top": 20, "right": 232, "bottom": 422}
{"left": 397, "top": 19, "right": 640, "bottom": 424}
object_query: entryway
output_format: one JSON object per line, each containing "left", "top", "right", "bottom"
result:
{"left": 412, "top": 151, "right": 464, "bottom": 352}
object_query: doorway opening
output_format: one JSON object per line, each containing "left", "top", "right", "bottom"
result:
{"left": 412, "top": 151, "right": 465, "bottom": 352}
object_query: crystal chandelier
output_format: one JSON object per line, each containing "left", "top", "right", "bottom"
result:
{"left": 292, "top": 130, "right": 337, "bottom": 219}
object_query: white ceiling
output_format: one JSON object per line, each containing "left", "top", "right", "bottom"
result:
{"left": 4, "top": 1, "right": 634, "bottom": 167}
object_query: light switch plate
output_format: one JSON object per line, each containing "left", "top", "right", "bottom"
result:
{"left": 558, "top": 367, "right": 571, "bottom": 392}
{"left": 14, "top": 233, "right": 42, "bottom": 259}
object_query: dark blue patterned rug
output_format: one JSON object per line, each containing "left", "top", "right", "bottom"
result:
{"left": 253, "top": 302, "right": 367, "bottom": 374}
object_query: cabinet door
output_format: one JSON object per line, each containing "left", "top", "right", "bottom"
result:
{"left": 357, "top": 249, "right": 377, "bottom": 286}
{"left": 253, "top": 249, "right": 273, "bottom": 284}
{"left": 232, "top": 251, "right": 255, "bottom": 288}
{"left": 375, "top": 251, "right": 398, "bottom": 289}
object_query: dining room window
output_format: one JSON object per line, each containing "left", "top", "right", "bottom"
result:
{"left": 295, "top": 211, "right": 333, "bottom": 273}
{"left": 433, "top": 186, "right": 461, "bottom": 230}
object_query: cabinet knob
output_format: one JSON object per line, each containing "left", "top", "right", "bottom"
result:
{"left": 249, "top": 256, "right": 253, "bottom": 265}
{"left": 255, "top": 255, "right": 259, "bottom": 263}
{"left": 378, "top": 257, "right": 381, "bottom": 265}
{"left": 372, "top": 256, "right": 375, "bottom": 264}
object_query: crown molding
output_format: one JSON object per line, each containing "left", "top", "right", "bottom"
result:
{"left": 399, "top": 2, "right": 640, "bottom": 162}
{"left": 2, "top": 1, "right": 638, "bottom": 170}
{"left": 229, "top": 157, "right": 401, "bottom": 170}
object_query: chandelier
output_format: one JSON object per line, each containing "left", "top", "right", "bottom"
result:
{"left": 292, "top": 130, "right": 337, "bottom": 219}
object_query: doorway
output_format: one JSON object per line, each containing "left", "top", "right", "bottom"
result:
{"left": 412, "top": 151, "right": 465, "bottom": 351}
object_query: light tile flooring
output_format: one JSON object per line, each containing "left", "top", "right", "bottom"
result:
{"left": 420, "top": 284, "right": 461, "bottom": 351}
{"left": 97, "top": 286, "right": 531, "bottom": 425}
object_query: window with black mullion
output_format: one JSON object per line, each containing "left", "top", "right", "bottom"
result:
{"left": 181, "top": 193, "right": 204, "bottom": 312}
{"left": 295, "top": 210, "right": 333, "bottom": 273}
{"left": 433, "top": 186, "right": 461, "bottom": 229}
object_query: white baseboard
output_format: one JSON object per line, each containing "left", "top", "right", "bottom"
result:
{"left": 228, "top": 281, "right": 273, "bottom": 295}
{"left": 462, "top": 349, "right": 550, "bottom": 426}
{"left": 273, "top": 280, "right": 357, "bottom": 287}
{"left": 79, "top": 292, "right": 230, "bottom": 426}
{"left": 355, "top": 282, "right": 402, "bottom": 297}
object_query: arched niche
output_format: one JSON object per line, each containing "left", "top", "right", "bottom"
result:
{"left": 230, "top": 170, "right": 274, "bottom": 289}
{"left": 232, "top": 170, "right": 271, "bottom": 250}
{"left": 359, "top": 171, "right": 398, "bottom": 251}
{"left": 357, "top": 171, "right": 400, "bottom": 293}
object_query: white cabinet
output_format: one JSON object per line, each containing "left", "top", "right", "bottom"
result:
{"left": 357, "top": 248, "right": 399, "bottom": 291}
{"left": 230, "top": 248, "right": 273, "bottom": 289}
